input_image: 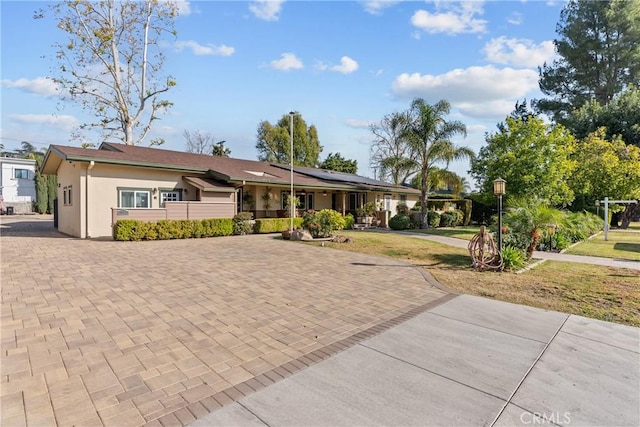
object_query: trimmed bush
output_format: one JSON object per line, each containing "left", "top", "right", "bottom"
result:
{"left": 389, "top": 214, "right": 412, "bottom": 230}
{"left": 344, "top": 213, "right": 355, "bottom": 230}
{"left": 233, "top": 212, "right": 254, "bottom": 235}
{"left": 439, "top": 212, "right": 457, "bottom": 227}
{"left": 113, "top": 218, "right": 233, "bottom": 241}
{"left": 427, "top": 211, "right": 440, "bottom": 228}
{"left": 254, "top": 217, "right": 303, "bottom": 234}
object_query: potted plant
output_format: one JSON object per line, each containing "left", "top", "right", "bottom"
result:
{"left": 284, "top": 195, "right": 301, "bottom": 217}
{"left": 362, "top": 201, "right": 376, "bottom": 225}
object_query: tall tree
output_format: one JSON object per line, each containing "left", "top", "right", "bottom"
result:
{"left": 469, "top": 116, "right": 577, "bottom": 206}
{"left": 411, "top": 168, "right": 470, "bottom": 197}
{"left": 256, "top": 113, "right": 322, "bottom": 167}
{"left": 535, "top": 0, "right": 640, "bottom": 122}
{"left": 34, "top": 157, "right": 49, "bottom": 214}
{"left": 369, "top": 112, "right": 415, "bottom": 185}
{"left": 403, "top": 98, "right": 471, "bottom": 228}
{"left": 566, "top": 85, "right": 640, "bottom": 148}
{"left": 38, "top": 0, "right": 178, "bottom": 145}
{"left": 569, "top": 128, "right": 640, "bottom": 227}
{"left": 319, "top": 152, "right": 357, "bottom": 174}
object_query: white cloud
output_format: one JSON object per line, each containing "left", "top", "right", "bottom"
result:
{"left": 1, "top": 77, "right": 59, "bottom": 97}
{"left": 345, "top": 119, "right": 372, "bottom": 129}
{"left": 9, "top": 114, "right": 80, "bottom": 131}
{"left": 317, "top": 56, "right": 359, "bottom": 74}
{"left": 269, "top": 53, "right": 303, "bottom": 71}
{"left": 507, "top": 12, "right": 523, "bottom": 25}
{"left": 249, "top": 0, "right": 284, "bottom": 21}
{"left": 411, "top": 2, "right": 487, "bottom": 35}
{"left": 360, "top": 1, "right": 402, "bottom": 15}
{"left": 173, "top": 1, "right": 192, "bottom": 16}
{"left": 483, "top": 37, "right": 556, "bottom": 68}
{"left": 174, "top": 40, "right": 235, "bottom": 56}
{"left": 391, "top": 65, "right": 539, "bottom": 119}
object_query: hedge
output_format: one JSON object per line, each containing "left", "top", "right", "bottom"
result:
{"left": 114, "top": 218, "right": 233, "bottom": 241}
{"left": 253, "top": 217, "right": 303, "bottom": 234}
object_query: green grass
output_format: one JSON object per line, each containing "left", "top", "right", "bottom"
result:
{"left": 307, "top": 231, "right": 640, "bottom": 327}
{"left": 404, "top": 226, "right": 481, "bottom": 241}
{"left": 565, "top": 230, "right": 640, "bottom": 261}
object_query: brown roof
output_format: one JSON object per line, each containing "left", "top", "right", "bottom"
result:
{"left": 42, "top": 142, "right": 419, "bottom": 193}
{"left": 183, "top": 177, "right": 235, "bottom": 192}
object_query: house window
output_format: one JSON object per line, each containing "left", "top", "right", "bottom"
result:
{"left": 348, "top": 193, "right": 366, "bottom": 211}
{"left": 160, "top": 191, "right": 181, "bottom": 207}
{"left": 63, "top": 186, "right": 73, "bottom": 206}
{"left": 281, "top": 191, "right": 314, "bottom": 210}
{"left": 400, "top": 194, "right": 407, "bottom": 203}
{"left": 14, "top": 169, "right": 29, "bottom": 179}
{"left": 119, "top": 190, "right": 150, "bottom": 208}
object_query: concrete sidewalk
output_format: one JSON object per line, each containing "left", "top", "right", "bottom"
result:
{"left": 192, "top": 294, "right": 640, "bottom": 427}
{"left": 394, "top": 230, "right": 640, "bottom": 271}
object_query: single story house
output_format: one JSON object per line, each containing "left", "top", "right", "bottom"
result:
{"left": 41, "top": 142, "right": 420, "bottom": 239}
{"left": 0, "top": 156, "right": 37, "bottom": 214}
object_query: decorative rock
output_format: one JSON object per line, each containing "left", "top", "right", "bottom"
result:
{"left": 331, "top": 235, "right": 353, "bottom": 243}
{"left": 290, "top": 229, "right": 314, "bottom": 241}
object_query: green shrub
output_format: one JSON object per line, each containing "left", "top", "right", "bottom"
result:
{"left": 439, "top": 212, "right": 457, "bottom": 227}
{"left": 427, "top": 211, "right": 440, "bottom": 228}
{"left": 113, "top": 219, "right": 140, "bottom": 241}
{"left": 452, "top": 209, "right": 465, "bottom": 226}
{"left": 501, "top": 246, "right": 526, "bottom": 271}
{"left": 553, "top": 232, "right": 573, "bottom": 250}
{"left": 114, "top": 218, "right": 233, "bottom": 241}
{"left": 315, "top": 209, "right": 346, "bottom": 237}
{"left": 233, "top": 212, "right": 254, "bottom": 235}
{"left": 344, "top": 213, "right": 355, "bottom": 230}
{"left": 254, "top": 217, "right": 303, "bottom": 233}
{"left": 396, "top": 203, "right": 410, "bottom": 216}
{"left": 389, "top": 214, "right": 411, "bottom": 230}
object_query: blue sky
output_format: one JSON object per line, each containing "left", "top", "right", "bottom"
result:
{"left": 0, "top": 1, "right": 564, "bottom": 186}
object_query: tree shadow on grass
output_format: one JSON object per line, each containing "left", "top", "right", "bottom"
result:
{"left": 613, "top": 243, "right": 640, "bottom": 253}
{"left": 351, "top": 252, "right": 471, "bottom": 269}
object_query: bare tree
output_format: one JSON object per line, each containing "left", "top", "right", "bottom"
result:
{"left": 38, "top": 1, "right": 178, "bottom": 145}
{"left": 369, "top": 112, "right": 415, "bottom": 185}
{"left": 184, "top": 130, "right": 216, "bottom": 155}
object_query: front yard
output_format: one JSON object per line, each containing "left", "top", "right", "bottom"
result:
{"left": 564, "top": 230, "right": 640, "bottom": 261}
{"left": 309, "top": 231, "right": 640, "bottom": 327}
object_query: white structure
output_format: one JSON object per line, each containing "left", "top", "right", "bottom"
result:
{"left": 0, "top": 157, "right": 36, "bottom": 214}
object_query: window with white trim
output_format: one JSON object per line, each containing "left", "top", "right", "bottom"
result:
{"left": 14, "top": 169, "right": 29, "bottom": 179}
{"left": 160, "top": 191, "right": 181, "bottom": 207}
{"left": 119, "top": 190, "right": 150, "bottom": 208}
{"left": 63, "top": 186, "right": 73, "bottom": 206}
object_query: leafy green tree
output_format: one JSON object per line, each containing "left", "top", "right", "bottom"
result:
{"left": 34, "top": 157, "right": 48, "bottom": 214}
{"left": 212, "top": 142, "right": 231, "bottom": 157}
{"left": 403, "top": 98, "right": 471, "bottom": 228}
{"left": 569, "top": 128, "right": 640, "bottom": 227}
{"left": 47, "top": 175, "right": 58, "bottom": 214}
{"left": 256, "top": 113, "right": 322, "bottom": 167}
{"left": 535, "top": 0, "right": 640, "bottom": 122}
{"left": 369, "top": 111, "right": 415, "bottom": 185}
{"left": 469, "top": 116, "right": 577, "bottom": 206}
{"left": 411, "top": 168, "right": 470, "bottom": 197}
{"left": 319, "top": 152, "right": 357, "bottom": 174}
{"left": 566, "top": 86, "right": 640, "bottom": 148}
{"left": 37, "top": 1, "right": 178, "bottom": 145}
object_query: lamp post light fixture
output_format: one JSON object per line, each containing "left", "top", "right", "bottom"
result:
{"left": 289, "top": 111, "right": 296, "bottom": 232}
{"left": 493, "top": 178, "right": 506, "bottom": 253}
{"left": 546, "top": 223, "right": 557, "bottom": 252}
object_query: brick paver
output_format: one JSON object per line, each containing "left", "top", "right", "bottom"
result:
{"left": 1, "top": 216, "right": 447, "bottom": 426}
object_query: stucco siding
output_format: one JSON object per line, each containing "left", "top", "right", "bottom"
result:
{"left": 56, "top": 161, "right": 83, "bottom": 238}
{"left": 86, "top": 164, "right": 201, "bottom": 238}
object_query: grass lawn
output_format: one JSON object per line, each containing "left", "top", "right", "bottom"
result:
{"left": 564, "top": 230, "right": 640, "bottom": 261}
{"left": 309, "top": 231, "right": 640, "bottom": 327}
{"left": 404, "top": 226, "right": 481, "bottom": 241}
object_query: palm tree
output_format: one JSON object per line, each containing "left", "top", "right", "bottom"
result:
{"left": 403, "top": 98, "right": 472, "bottom": 227}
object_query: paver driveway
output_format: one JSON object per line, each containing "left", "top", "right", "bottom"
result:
{"left": 1, "top": 217, "right": 448, "bottom": 426}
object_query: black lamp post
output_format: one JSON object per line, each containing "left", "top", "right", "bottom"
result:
{"left": 547, "top": 224, "right": 557, "bottom": 252}
{"left": 493, "top": 178, "right": 506, "bottom": 253}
